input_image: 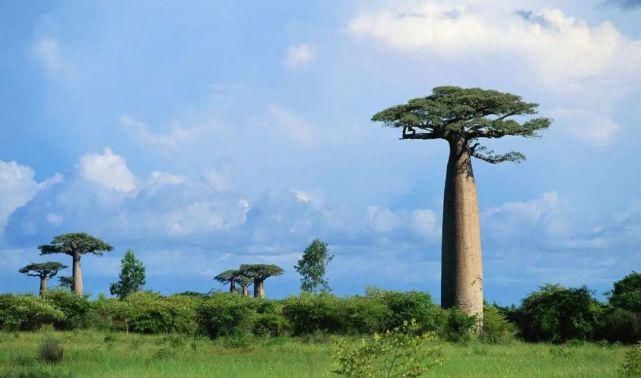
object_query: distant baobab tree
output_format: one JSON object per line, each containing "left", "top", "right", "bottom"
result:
{"left": 372, "top": 86, "right": 550, "bottom": 322}
{"left": 19, "top": 262, "right": 67, "bottom": 295}
{"left": 239, "top": 264, "right": 284, "bottom": 298}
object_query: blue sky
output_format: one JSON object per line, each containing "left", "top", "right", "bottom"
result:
{"left": 1, "top": 0, "right": 640, "bottom": 304}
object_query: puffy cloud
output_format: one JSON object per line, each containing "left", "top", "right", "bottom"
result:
{"left": 284, "top": 43, "right": 316, "bottom": 68}
{"left": 348, "top": 2, "right": 641, "bottom": 90}
{"left": 78, "top": 148, "right": 137, "bottom": 193}
{"left": 121, "top": 116, "right": 202, "bottom": 149}
{"left": 33, "top": 37, "right": 72, "bottom": 78}
{"left": 552, "top": 108, "right": 621, "bottom": 147}
{"left": 0, "top": 161, "right": 62, "bottom": 231}
{"left": 148, "top": 171, "right": 185, "bottom": 187}
{"left": 267, "top": 105, "right": 316, "bottom": 146}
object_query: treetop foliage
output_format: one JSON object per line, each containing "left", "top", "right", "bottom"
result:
{"left": 19, "top": 262, "right": 67, "bottom": 278}
{"left": 295, "top": 239, "right": 334, "bottom": 293}
{"left": 610, "top": 271, "right": 641, "bottom": 313}
{"left": 371, "top": 86, "right": 551, "bottom": 164}
{"left": 38, "top": 233, "right": 113, "bottom": 256}
{"left": 110, "top": 249, "right": 146, "bottom": 299}
{"left": 214, "top": 269, "right": 241, "bottom": 283}
{"left": 239, "top": 264, "right": 284, "bottom": 280}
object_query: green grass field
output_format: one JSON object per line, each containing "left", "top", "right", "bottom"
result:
{"left": 0, "top": 331, "right": 628, "bottom": 377}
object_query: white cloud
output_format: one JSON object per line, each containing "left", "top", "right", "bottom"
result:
{"left": 0, "top": 161, "right": 62, "bottom": 231}
{"left": 267, "top": 105, "right": 315, "bottom": 146}
{"left": 348, "top": 2, "right": 641, "bottom": 90}
{"left": 552, "top": 108, "right": 621, "bottom": 147}
{"left": 78, "top": 147, "right": 137, "bottom": 193}
{"left": 46, "top": 213, "right": 63, "bottom": 226}
{"left": 148, "top": 171, "right": 185, "bottom": 187}
{"left": 411, "top": 209, "right": 438, "bottom": 238}
{"left": 284, "top": 43, "right": 316, "bottom": 68}
{"left": 202, "top": 166, "right": 231, "bottom": 192}
{"left": 33, "top": 37, "right": 73, "bottom": 78}
{"left": 121, "top": 116, "right": 202, "bottom": 149}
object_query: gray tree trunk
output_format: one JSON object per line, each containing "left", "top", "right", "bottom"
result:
{"left": 242, "top": 285, "right": 249, "bottom": 297}
{"left": 39, "top": 276, "right": 48, "bottom": 296}
{"left": 441, "top": 138, "right": 484, "bottom": 322}
{"left": 229, "top": 278, "right": 236, "bottom": 293}
{"left": 253, "top": 279, "right": 265, "bottom": 298}
{"left": 72, "top": 252, "right": 83, "bottom": 296}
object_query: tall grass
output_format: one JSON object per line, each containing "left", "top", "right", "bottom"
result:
{"left": 0, "top": 331, "right": 629, "bottom": 377}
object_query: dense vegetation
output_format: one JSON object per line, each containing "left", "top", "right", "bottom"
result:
{"left": 2, "top": 272, "right": 641, "bottom": 346}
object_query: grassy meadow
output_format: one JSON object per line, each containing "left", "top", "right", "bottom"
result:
{"left": 0, "top": 330, "right": 628, "bottom": 377}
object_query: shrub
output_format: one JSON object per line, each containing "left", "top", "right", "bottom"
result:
{"left": 620, "top": 343, "right": 641, "bottom": 377}
{"left": 610, "top": 271, "right": 641, "bottom": 313}
{"left": 439, "top": 308, "right": 477, "bottom": 343}
{"left": 339, "top": 296, "right": 390, "bottom": 334}
{"left": 38, "top": 339, "right": 63, "bottom": 364}
{"left": 282, "top": 294, "right": 343, "bottom": 335}
{"left": 0, "top": 295, "right": 65, "bottom": 331}
{"left": 366, "top": 288, "right": 440, "bottom": 332}
{"left": 196, "top": 293, "right": 256, "bottom": 339}
{"left": 597, "top": 307, "right": 641, "bottom": 344}
{"left": 480, "top": 305, "right": 516, "bottom": 344}
{"left": 43, "top": 290, "right": 91, "bottom": 330}
{"left": 253, "top": 313, "right": 287, "bottom": 337}
{"left": 516, "top": 284, "right": 601, "bottom": 343}
{"left": 332, "top": 320, "right": 442, "bottom": 377}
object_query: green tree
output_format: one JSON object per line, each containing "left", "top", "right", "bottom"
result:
{"left": 110, "top": 249, "right": 146, "bottom": 299}
{"left": 238, "top": 264, "right": 284, "bottom": 298}
{"left": 610, "top": 271, "right": 641, "bottom": 312}
{"left": 38, "top": 233, "right": 113, "bottom": 295}
{"left": 295, "top": 239, "right": 334, "bottom": 293}
{"left": 19, "top": 262, "right": 67, "bottom": 295}
{"left": 372, "top": 86, "right": 550, "bottom": 322}
{"left": 214, "top": 269, "right": 241, "bottom": 293}
{"left": 57, "top": 276, "right": 73, "bottom": 290}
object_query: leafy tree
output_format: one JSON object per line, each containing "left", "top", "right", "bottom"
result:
{"left": 57, "top": 276, "right": 73, "bottom": 290}
{"left": 610, "top": 271, "right": 641, "bottom": 312}
{"left": 214, "top": 269, "right": 240, "bottom": 293}
{"left": 39, "top": 233, "right": 113, "bottom": 295}
{"left": 19, "top": 262, "right": 67, "bottom": 295}
{"left": 238, "top": 264, "right": 284, "bottom": 298}
{"left": 236, "top": 275, "right": 253, "bottom": 297}
{"left": 295, "top": 239, "right": 334, "bottom": 293}
{"left": 110, "top": 249, "right": 146, "bottom": 299}
{"left": 372, "top": 86, "right": 550, "bottom": 321}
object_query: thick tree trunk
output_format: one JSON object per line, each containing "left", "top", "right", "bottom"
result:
{"left": 229, "top": 278, "right": 236, "bottom": 293}
{"left": 242, "top": 285, "right": 249, "bottom": 297}
{"left": 253, "top": 279, "right": 265, "bottom": 298}
{"left": 441, "top": 138, "right": 484, "bottom": 322}
{"left": 72, "top": 253, "right": 83, "bottom": 296}
{"left": 39, "top": 277, "right": 48, "bottom": 296}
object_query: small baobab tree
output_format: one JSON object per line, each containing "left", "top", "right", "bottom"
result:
{"left": 214, "top": 269, "right": 241, "bottom": 293}
{"left": 236, "top": 275, "right": 253, "bottom": 297}
{"left": 372, "top": 86, "right": 550, "bottom": 322}
{"left": 38, "top": 233, "right": 113, "bottom": 295}
{"left": 239, "top": 264, "right": 284, "bottom": 298}
{"left": 19, "top": 262, "right": 67, "bottom": 295}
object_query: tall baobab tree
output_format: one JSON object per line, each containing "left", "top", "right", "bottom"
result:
{"left": 38, "top": 233, "right": 113, "bottom": 295}
{"left": 372, "top": 86, "right": 550, "bottom": 321}
{"left": 215, "top": 269, "right": 241, "bottom": 293}
{"left": 19, "top": 262, "right": 67, "bottom": 295}
{"left": 239, "top": 264, "right": 284, "bottom": 298}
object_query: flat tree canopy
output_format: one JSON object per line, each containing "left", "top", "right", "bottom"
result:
{"left": 214, "top": 269, "right": 241, "bottom": 284}
{"left": 39, "top": 233, "right": 113, "bottom": 256}
{"left": 372, "top": 86, "right": 551, "bottom": 163}
{"left": 239, "top": 264, "right": 284, "bottom": 280}
{"left": 19, "top": 262, "right": 67, "bottom": 278}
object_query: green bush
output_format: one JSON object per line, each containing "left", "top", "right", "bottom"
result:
{"left": 38, "top": 338, "right": 63, "bottom": 364}
{"left": 366, "top": 288, "right": 440, "bottom": 332}
{"left": 282, "top": 294, "right": 343, "bottom": 335}
{"left": 42, "top": 290, "right": 91, "bottom": 330}
{"left": 0, "top": 295, "right": 64, "bottom": 331}
{"left": 339, "top": 296, "right": 390, "bottom": 334}
{"left": 480, "top": 305, "right": 516, "bottom": 344}
{"left": 196, "top": 293, "right": 256, "bottom": 338}
{"left": 597, "top": 307, "right": 641, "bottom": 344}
{"left": 439, "top": 308, "right": 477, "bottom": 343}
{"left": 610, "top": 271, "right": 641, "bottom": 313}
{"left": 253, "top": 313, "right": 287, "bottom": 337}
{"left": 516, "top": 284, "right": 601, "bottom": 343}
{"left": 620, "top": 343, "right": 641, "bottom": 377}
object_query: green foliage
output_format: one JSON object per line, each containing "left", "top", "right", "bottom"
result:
{"left": 0, "top": 295, "right": 64, "bottom": 331}
{"left": 597, "top": 306, "right": 641, "bottom": 344}
{"left": 480, "top": 305, "right": 516, "bottom": 344}
{"left": 332, "top": 320, "right": 442, "bottom": 377}
{"left": 516, "top": 284, "right": 601, "bottom": 343}
{"left": 365, "top": 287, "right": 441, "bottom": 332}
{"left": 38, "top": 232, "right": 113, "bottom": 257}
{"left": 610, "top": 271, "right": 641, "bottom": 313}
{"left": 110, "top": 249, "right": 146, "bottom": 299}
{"left": 195, "top": 293, "right": 257, "bottom": 338}
{"left": 439, "top": 309, "right": 477, "bottom": 343}
{"left": 620, "top": 343, "right": 641, "bottom": 377}
{"left": 295, "top": 239, "right": 334, "bottom": 293}
{"left": 371, "top": 86, "right": 551, "bottom": 164}
{"left": 18, "top": 262, "right": 67, "bottom": 278}
{"left": 57, "top": 276, "right": 73, "bottom": 290}
{"left": 42, "top": 290, "right": 91, "bottom": 330}
{"left": 38, "top": 338, "right": 63, "bottom": 364}
{"left": 239, "top": 264, "right": 284, "bottom": 280}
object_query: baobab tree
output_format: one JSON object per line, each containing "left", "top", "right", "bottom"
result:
{"left": 19, "top": 262, "right": 67, "bottom": 295}
{"left": 239, "top": 264, "right": 284, "bottom": 298}
{"left": 38, "top": 233, "right": 113, "bottom": 295}
{"left": 215, "top": 269, "right": 241, "bottom": 293}
{"left": 372, "top": 86, "right": 550, "bottom": 321}
{"left": 236, "top": 275, "right": 253, "bottom": 297}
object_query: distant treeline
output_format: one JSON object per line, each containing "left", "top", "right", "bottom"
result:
{"left": 1, "top": 271, "right": 641, "bottom": 345}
